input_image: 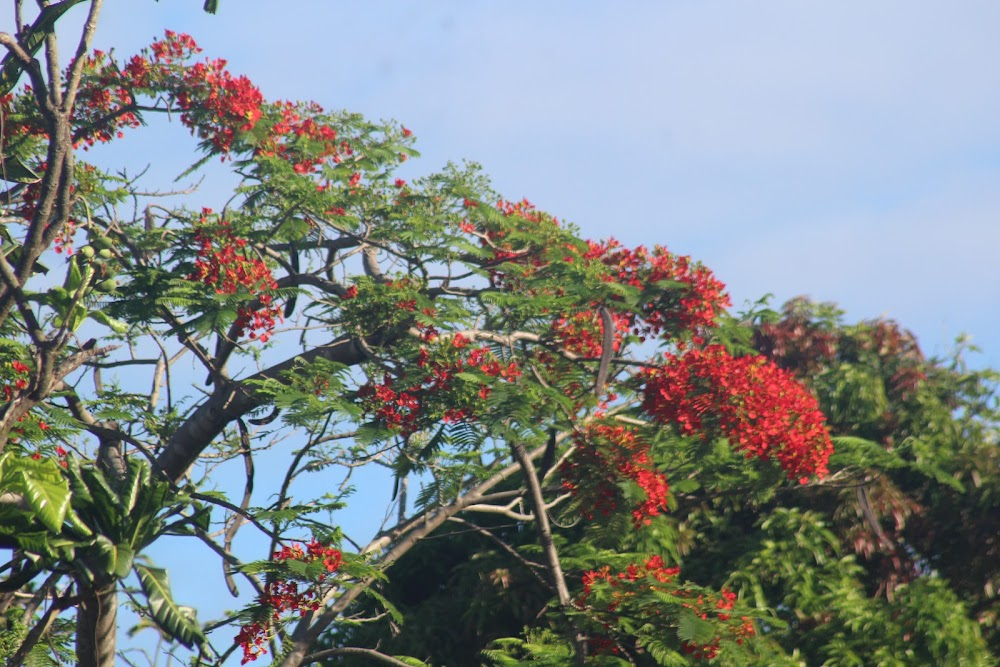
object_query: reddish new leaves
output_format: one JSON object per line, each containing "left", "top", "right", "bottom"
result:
{"left": 643, "top": 345, "right": 833, "bottom": 482}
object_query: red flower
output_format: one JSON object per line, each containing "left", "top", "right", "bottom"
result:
{"left": 561, "top": 423, "right": 670, "bottom": 526}
{"left": 642, "top": 346, "right": 833, "bottom": 481}
{"left": 237, "top": 540, "right": 342, "bottom": 662}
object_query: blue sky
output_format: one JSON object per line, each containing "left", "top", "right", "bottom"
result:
{"left": 88, "top": 0, "right": 999, "bottom": 367}
{"left": 7, "top": 1, "right": 1000, "bottom": 662}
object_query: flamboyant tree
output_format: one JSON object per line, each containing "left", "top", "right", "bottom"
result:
{"left": 0, "top": 3, "right": 994, "bottom": 667}
{"left": 317, "top": 300, "right": 999, "bottom": 667}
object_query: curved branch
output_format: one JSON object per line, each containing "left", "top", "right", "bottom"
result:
{"left": 301, "top": 647, "right": 415, "bottom": 667}
{"left": 156, "top": 335, "right": 367, "bottom": 481}
{"left": 277, "top": 441, "right": 551, "bottom": 667}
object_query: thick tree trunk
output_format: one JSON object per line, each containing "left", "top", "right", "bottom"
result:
{"left": 75, "top": 578, "right": 117, "bottom": 667}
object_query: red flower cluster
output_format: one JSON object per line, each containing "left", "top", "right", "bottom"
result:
{"left": 495, "top": 197, "right": 553, "bottom": 225}
{"left": 358, "top": 334, "right": 521, "bottom": 433}
{"left": 4, "top": 360, "right": 30, "bottom": 400}
{"left": 581, "top": 557, "right": 755, "bottom": 659}
{"left": 14, "top": 173, "right": 42, "bottom": 223}
{"left": 643, "top": 346, "right": 833, "bottom": 483}
{"left": 71, "top": 50, "right": 142, "bottom": 148}
{"left": 358, "top": 373, "right": 422, "bottom": 433}
{"left": 111, "top": 31, "right": 262, "bottom": 155}
{"left": 478, "top": 198, "right": 561, "bottom": 289}
{"left": 175, "top": 59, "right": 263, "bottom": 153}
{"left": 236, "top": 540, "right": 342, "bottom": 664}
{"left": 3, "top": 361, "right": 53, "bottom": 443}
{"left": 561, "top": 424, "right": 670, "bottom": 526}
{"left": 551, "top": 309, "right": 631, "bottom": 359}
{"left": 0, "top": 92, "right": 46, "bottom": 145}
{"left": 581, "top": 555, "right": 681, "bottom": 604}
{"left": 680, "top": 591, "right": 755, "bottom": 660}
{"left": 148, "top": 30, "right": 200, "bottom": 64}
{"left": 585, "top": 240, "right": 730, "bottom": 339}
{"left": 257, "top": 101, "right": 348, "bottom": 174}
{"left": 188, "top": 212, "right": 281, "bottom": 342}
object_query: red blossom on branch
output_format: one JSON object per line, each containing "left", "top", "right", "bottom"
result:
{"left": 187, "top": 212, "right": 281, "bottom": 343}
{"left": 580, "top": 557, "right": 755, "bottom": 659}
{"left": 358, "top": 338, "right": 520, "bottom": 434}
{"left": 561, "top": 423, "right": 670, "bottom": 526}
{"left": 643, "top": 345, "right": 833, "bottom": 482}
{"left": 236, "top": 540, "right": 342, "bottom": 664}
{"left": 585, "top": 239, "right": 731, "bottom": 339}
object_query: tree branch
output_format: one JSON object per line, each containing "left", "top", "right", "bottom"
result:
{"left": 301, "top": 647, "right": 415, "bottom": 667}
{"left": 277, "top": 441, "right": 551, "bottom": 667}
{"left": 156, "top": 335, "right": 367, "bottom": 481}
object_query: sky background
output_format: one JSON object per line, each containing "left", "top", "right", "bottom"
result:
{"left": 88, "top": 0, "right": 999, "bottom": 369}
{"left": 7, "top": 1, "right": 1000, "bottom": 663}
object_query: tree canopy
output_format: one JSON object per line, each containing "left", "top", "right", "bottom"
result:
{"left": 0, "top": 4, "right": 996, "bottom": 666}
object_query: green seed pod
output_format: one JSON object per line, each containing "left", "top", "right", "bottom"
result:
{"left": 79, "top": 245, "right": 96, "bottom": 260}
{"left": 97, "top": 248, "right": 114, "bottom": 260}
{"left": 94, "top": 278, "right": 118, "bottom": 293}
{"left": 92, "top": 235, "right": 114, "bottom": 250}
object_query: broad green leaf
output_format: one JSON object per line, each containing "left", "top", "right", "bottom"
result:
{"left": 22, "top": 473, "right": 70, "bottom": 534}
{"left": 0, "top": 153, "right": 40, "bottom": 184}
{"left": 114, "top": 544, "right": 135, "bottom": 579}
{"left": 65, "top": 256, "right": 83, "bottom": 292}
{"left": 63, "top": 505, "right": 94, "bottom": 538}
{"left": 91, "top": 535, "right": 117, "bottom": 576}
{"left": 67, "top": 303, "right": 88, "bottom": 332}
{"left": 0, "top": 0, "right": 87, "bottom": 95}
{"left": 14, "top": 531, "right": 58, "bottom": 558}
{"left": 135, "top": 564, "right": 206, "bottom": 648}
{"left": 120, "top": 457, "right": 149, "bottom": 514}
{"left": 63, "top": 455, "right": 93, "bottom": 505}
{"left": 80, "top": 466, "right": 125, "bottom": 531}
{"left": 87, "top": 310, "right": 129, "bottom": 333}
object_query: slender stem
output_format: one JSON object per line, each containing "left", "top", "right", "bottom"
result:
{"left": 61, "top": 0, "right": 103, "bottom": 113}
{"left": 511, "top": 439, "right": 586, "bottom": 664}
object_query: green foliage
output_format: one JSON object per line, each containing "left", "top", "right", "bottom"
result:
{"left": 0, "top": 7, "right": 995, "bottom": 666}
{"left": 135, "top": 565, "right": 206, "bottom": 648}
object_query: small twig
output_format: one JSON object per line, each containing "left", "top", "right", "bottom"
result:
{"left": 448, "top": 517, "right": 552, "bottom": 590}
{"left": 222, "top": 419, "right": 255, "bottom": 596}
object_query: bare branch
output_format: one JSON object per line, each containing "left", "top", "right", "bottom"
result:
{"left": 61, "top": 0, "right": 104, "bottom": 113}
{"left": 301, "top": 647, "right": 415, "bottom": 667}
